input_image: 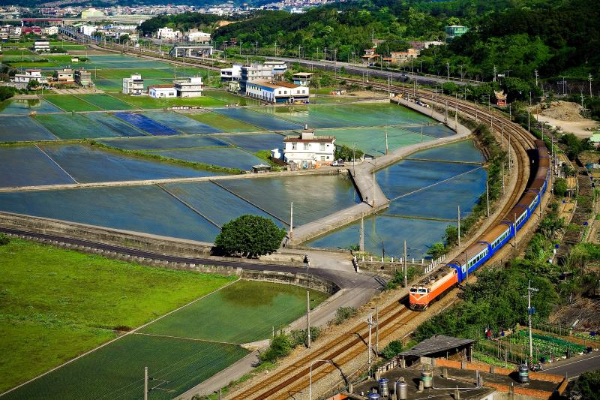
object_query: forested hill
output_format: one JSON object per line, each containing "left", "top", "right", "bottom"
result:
{"left": 202, "top": 0, "right": 599, "bottom": 83}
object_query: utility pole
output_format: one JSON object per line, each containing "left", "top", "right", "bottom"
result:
{"left": 306, "top": 290, "right": 311, "bottom": 348}
{"left": 534, "top": 69, "right": 539, "bottom": 87}
{"left": 589, "top": 74, "right": 594, "bottom": 98}
{"left": 457, "top": 205, "right": 461, "bottom": 246}
{"left": 528, "top": 92, "right": 532, "bottom": 132}
{"left": 360, "top": 214, "right": 365, "bottom": 252}
{"left": 367, "top": 314, "right": 373, "bottom": 365}
{"left": 144, "top": 367, "right": 148, "bottom": 400}
{"left": 290, "top": 202, "right": 294, "bottom": 239}
{"left": 385, "top": 127, "right": 389, "bottom": 155}
{"left": 527, "top": 281, "right": 539, "bottom": 366}
{"left": 493, "top": 65, "right": 497, "bottom": 82}
{"left": 375, "top": 305, "right": 379, "bottom": 354}
{"left": 403, "top": 240, "right": 408, "bottom": 288}
{"left": 486, "top": 181, "right": 490, "bottom": 217}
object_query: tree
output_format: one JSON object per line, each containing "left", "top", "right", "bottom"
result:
{"left": 572, "top": 370, "right": 600, "bottom": 400}
{"left": 554, "top": 178, "right": 568, "bottom": 197}
{"left": 380, "top": 340, "right": 403, "bottom": 360}
{"left": 427, "top": 243, "right": 446, "bottom": 259}
{"left": 335, "top": 144, "right": 364, "bottom": 161}
{"left": 26, "top": 79, "right": 39, "bottom": 91}
{"left": 0, "top": 86, "right": 16, "bottom": 102}
{"left": 444, "top": 225, "right": 458, "bottom": 246}
{"left": 214, "top": 215, "right": 286, "bottom": 258}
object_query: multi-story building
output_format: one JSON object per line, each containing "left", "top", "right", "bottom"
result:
{"left": 220, "top": 64, "right": 242, "bottom": 81}
{"left": 240, "top": 64, "right": 273, "bottom": 91}
{"left": 174, "top": 77, "right": 203, "bottom": 97}
{"left": 264, "top": 61, "right": 287, "bottom": 76}
{"left": 245, "top": 80, "right": 309, "bottom": 104}
{"left": 34, "top": 41, "right": 50, "bottom": 52}
{"left": 157, "top": 27, "right": 181, "bottom": 40}
{"left": 79, "top": 25, "right": 97, "bottom": 36}
{"left": 149, "top": 84, "right": 177, "bottom": 98}
{"left": 186, "top": 30, "right": 211, "bottom": 43}
{"left": 283, "top": 130, "right": 335, "bottom": 166}
{"left": 383, "top": 48, "right": 419, "bottom": 65}
{"left": 55, "top": 68, "right": 74, "bottom": 84}
{"left": 122, "top": 73, "right": 144, "bottom": 95}
{"left": 292, "top": 72, "right": 313, "bottom": 86}
{"left": 75, "top": 69, "right": 93, "bottom": 87}
{"left": 13, "top": 69, "right": 47, "bottom": 85}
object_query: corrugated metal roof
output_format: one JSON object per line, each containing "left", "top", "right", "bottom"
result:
{"left": 399, "top": 335, "right": 474, "bottom": 357}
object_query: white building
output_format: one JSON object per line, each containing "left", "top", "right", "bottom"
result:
{"left": 292, "top": 72, "right": 313, "bottom": 86}
{"left": 220, "top": 64, "right": 242, "bottom": 81}
{"left": 149, "top": 84, "right": 177, "bottom": 98}
{"left": 283, "top": 130, "right": 335, "bottom": 165}
{"left": 81, "top": 8, "right": 105, "bottom": 19}
{"left": 157, "top": 27, "right": 181, "bottom": 40}
{"left": 122, "top": 73, "right": 144, "bottom": 95}
{"left": 13, "top": 69, "right": 47, "bottom": 84}
{"left": 240, "top": 64, "right": 273, "bottom": 91}
{"left": 34, "top": 41, "right": 50, "bottom": 52}
{"left": 187, "top": 30, "right": 211, "bottom": 43}
{"left": 79, "top": 25, "right": 97, "bottom": 36}
{"left": 264, "top": 61, "right": 287, "bottom": 76}
{"left": 246, "top": 80, "right": 309, "bottom": 104}
{"left": 44, "top": 26, "right": 58, "bottom": 35}
{"left": 174, "top": 77, "right": 203, "bottom": 98}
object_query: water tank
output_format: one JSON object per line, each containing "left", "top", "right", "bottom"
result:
{"left": 367, "top": 393, "right": 380, "bottom": 400}
{"left": 395, "top": 378, "right": 408, "bottom": 400}
{"left": 378, "top": 378, "right": 389, "bottom": 397}
{"left": 421, "top": 369, "right": 433, "bottom": 388}
{"left": 518, "top": 364, "right": 530, "bottom": 383}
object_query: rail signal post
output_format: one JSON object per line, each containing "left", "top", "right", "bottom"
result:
{"left": 527, "top": 281, "right": 539, "bottom": 366}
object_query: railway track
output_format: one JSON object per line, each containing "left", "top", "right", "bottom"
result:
{"left": 230, "top": 81, "right": 538, "bottom": 399}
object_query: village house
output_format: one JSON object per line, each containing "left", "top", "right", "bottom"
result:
{"left": 292, "top": 72, "right": 313, "bottom": 86}
{"left": 34, "top": 41, "right": 50, "bottom": 53}
{"left": 13, "top": 69, "right": 47, "bottom": 85}
{"left": 186, "top": 30, "right": 211, "bottom": 43}
{"left": 55, "top": 68, "right": 74, "bottom": 84}
{"left": 174, "top": 77, "right": 203, "bottom": 97}
{"left": 157, "top": 27, "right": 181, "bottom": 40}
{"left": 383, "top": 48, "right": 419, "bottom": 65}
{"left": 149, "top": 84, "right": 177, "bottom": 99}
{"left": 245, "top": 80, "right": 309, "bottom": 104}
{"left": 122, "top": 74, "right": 144, "bottom": 95}
{"left": 220, "top": 64, "right": 242, "bottom": 81}
{"left": 75, "top": 69, "right": 93, "bottom": 87}
{"left": 283, "top": 129, "right": 335, "bottom": 166}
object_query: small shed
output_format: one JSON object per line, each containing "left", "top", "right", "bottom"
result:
{"left": 398, "top": 335, "right": 474, "bottom": 364}
{"left": 252, "top": 164, "right": 272, "bottom": 173}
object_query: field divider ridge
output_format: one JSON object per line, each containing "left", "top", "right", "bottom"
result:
{"left": 132, "top": 332, "right": 240, "bottom": 346}
{"left": 33, "top": 144, "right": 79, "bottom": 184}
{"left": 156, "top": 183, "right": 222, "bottom": 229}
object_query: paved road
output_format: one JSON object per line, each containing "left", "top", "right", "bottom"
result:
{"left": 543, "top": 352, "right": 600, "bottom": 378}
{"left": 265, "top": 56, "right": 475, "bottom": 86}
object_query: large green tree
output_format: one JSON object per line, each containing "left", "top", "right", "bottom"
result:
{"left": 214, "top": 215, "right": 286, "bottom": 258}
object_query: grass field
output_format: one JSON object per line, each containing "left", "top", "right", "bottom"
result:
{"left": 77, "top": 94, "right": 136, "bottom": 111}
{"left": 187, "top": 112, "right": 264, "bottom": 132}
{"left": 112, "top": 93, "right": 227, "bottom": 109}
{"left": 44, "top": 95, "right": 101, "bottom": 112}
{"left": 0, "top": 239, "right": 236, "bottom": 393}
{"left": 141, "top": 280, "right": 329, "bottom": 344}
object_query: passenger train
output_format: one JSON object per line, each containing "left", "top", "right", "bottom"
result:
{"left": 409, "top": 140, "right": 550, "bottom": 310}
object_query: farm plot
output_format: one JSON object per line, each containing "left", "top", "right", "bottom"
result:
{"left": 215, "top": 108, "right": 303, "bottom": 131}
{"left": 142, "top": 280, "right": 328, "bottom": 344}
{"left": 77, "top": 94, "right": 136, "bottom": 111}
{"left": 44, "top": 95, "right": 101, "bottom": 112}
{"left": 187, "top": 112, "right": 263, "bottom": 132}
{"left": 218, "top": 133, "right": 285, "bottom": 153}
{"left": 0, "top": 146, "right": 75, "bottom": 188}
{"left": 203, "top": 90, "right": 262, "bottom": 106}
{"left": 35, "top": 114, "right": 123, "bottom": 139}
{"left": 0, "top": 116, "right": 57, "bottom": 142}
{"left": 94, "top": 68, "right": 176, "bottom": 80}
{"left": 0, "top": 99, "right": 61, "bottom": 115}
{"left": 163, "top": 181, "right": 282, "bottom": 227}
{"left": 84, "top": 113, "right": 147, "bottom": 137}
{"left": 0, "top": 238, "right": 235, "bottom": 394}
{"left": 113, "top": 112, "right": 180, "bottom": 136}
{"left": 111, "top": 94, "right": 227, "bottom": 110}
{"left": 143, "top": 111, "right": 222, "bottom": 134}
{"left": 0, "top": 185, "right": 221, "bottom": 242}
{"left": 407, "top": 140, "right": 485, "bottom": 163}
{"left": 504, "top": 331, "right": 586, "bottom": 363}
{"left": 99, "top": 135, "right": 229, "bottom": 151}
{"left": 216, "top": 175, "right": 359, "bottom": 226}
{"left": 148, "top": 147, "right": 263, "bottom": 171}
{"left": 40, "top": 144, "right": 218, "bottom": 183}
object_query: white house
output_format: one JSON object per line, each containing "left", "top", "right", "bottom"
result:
{"left": 240, "top": 64, "right": 273, "bottom": 91}
{"left": 34, "top": 41, "right": 50, "bottom": 52}
{"left": 246, "top": 80, "right": 309, "bottom": 104}
{"left": 174, "top": 77, "right": 203, "bottom": 97}
{"left": 283, "top": 130, "right": 335, "bottom": 165}
{"left": 79, "top": 25, "right": 97, "bottom": 36}
{"left": 44, "top": 26, "right": 59, "bottom": 35}
{"left": 13, "top": 69, "right": 47, "bottom": 84}
{"left": 149, "top": 84, "right": 177, "bottom": 98}
{"left": 292, "top": 72, "right": 313, "bottom": 86}
{"left": 157, "top": 27, "right": 181, "bottom": 40}
{"left": 122, "top": 73, "right": 144, "bottom": 95}
{"left": 264, "top": 61, "right": 287, "bottom": 76}
{"left": 220, "top": 64, "right": 242, "bottom": 82}
{"left": 187, "top": 30, "right": 211, "bottom": 43}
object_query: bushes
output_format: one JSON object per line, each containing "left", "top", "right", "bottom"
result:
{"left": 259, "top": 334, "right": 293, "bottom": 364}
{"left": 0, "top": 234, "right": 9, "bottom": 246}
{"left": 333, "top": 306, "right": 357, "bottom": 325}
{"left": 380, "top": 340, "right": 403, "bottom": 360}
{"left": 554, "top": 178, "right": 568, "bottom": 197}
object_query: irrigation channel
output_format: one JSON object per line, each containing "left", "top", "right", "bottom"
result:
{"left": 227, "top": 85, "right": 539, "bottom": 399}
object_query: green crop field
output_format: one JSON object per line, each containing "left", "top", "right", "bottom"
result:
{"left": 77, "top": 94, "right": 136, "bottom": 110}
{"left": 188, "top": 112, "right": 264, "bottom": 132}
{"left": 44, "top": 95, "right": 101, "bottom": 112}
{"left": 141, "top": 280, "right": 329, "bottom": 344}
{"left": 35, "top": 114, "right": 123, "bottom": 139}
{"left": 204, "top": 90, "right": 262, "bottom": 107}
{"left": 0, "top": 239, "right": 236, "bottom": 393}
{"left": 112, "top": 93, "right": 227, "bottom": 109}
{"left": 95, "top": 68, "right": 176, "bottom": 80}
